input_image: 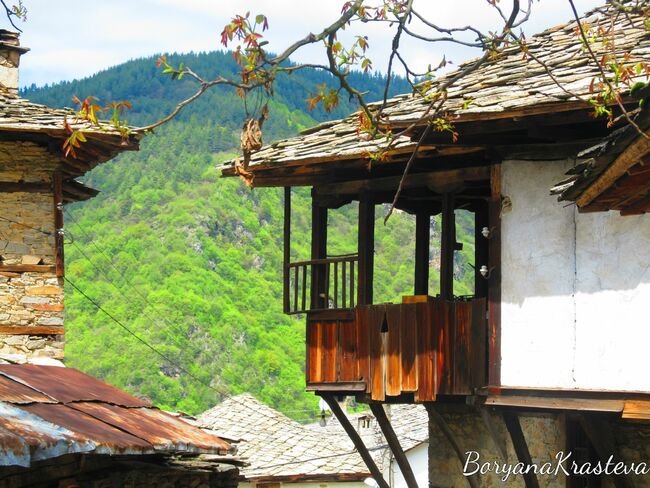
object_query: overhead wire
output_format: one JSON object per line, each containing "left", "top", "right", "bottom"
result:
{"left": 62, "top": 209, "right": 321, "bottom": 416}
{"left": 1, "top": 213, "right": 318, "bottom": 417}
{"left": 3, "top": 213, "right": 431, "bottom": 462}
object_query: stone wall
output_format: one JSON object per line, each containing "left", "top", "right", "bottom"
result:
{"left": 426, "top": 405, "right": 650, "bottom": 488}
{"left": 0, "top": 141, "right": 64, "bottom": 359}
{"left": 427, "top": 405, "right": 565, "bottom": 488}
{"left": 0, "top": 271, "right": 64, "bottom": 359}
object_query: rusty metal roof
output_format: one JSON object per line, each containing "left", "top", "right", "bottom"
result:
{"left": 0, "top": 364, "right": 149, "bottom": 406}
{"left": 0, "top": 365, "right": 233, "bottom": 467}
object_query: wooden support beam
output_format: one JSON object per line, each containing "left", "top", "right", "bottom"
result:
{"left": 577, "top": 136, "right": 650, "bottom": 208}
{"left": 414, "top": 212, "right": 430, "bottom": 296}
{"left": 488, "top": 164, "right": 502, "bottom": 387}
{"left": 311, "top": 193, "right": 328, "bottom": 310}
{"left": 479, "top": 408, "right": 508, "bottom": 462}
{"left": 316, "top": 166, "right": 490, "bottom": 197}
{"left": 52, "top": 172, "right": 64, "bottom": 278}
{"left": 577, "top": 415, "right": 632, "bottom": 488}
{"left": 0, "top": 326, "right": 64, "bottom": 335}
{"left": 0, "top": 182, "right": 51, "bottom": 193}
{"left": 283, "top": 187, "right": 291, "bottom": 314}
{"left": 474, "top": 201, "right": 489, "bottom": 299}
{"left": 357, "top": 197, "right": 375, "bottom": 306}
{"left": 440, "top": 193, "right": 455, "bottom": 301}
{"left": 426, "top": 404, "right": 479, "bottom": 488}
{"left": 502, "top": 411, "right": 539, "bottom": 488}
{"left": 0, "top": 264, "right": 55, "bottom": 273}
{"left": 369, "top": 403, "right": 419, "bottom": 488}
{"left": 620, "top": 191, "right": 650, "bottom": 216}
{"left": 321, "top": 395, "right": 390, "bottom": 488}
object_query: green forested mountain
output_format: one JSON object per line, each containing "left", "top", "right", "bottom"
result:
{"left": 23, "top": 51, "right": 474, "bottom": 421}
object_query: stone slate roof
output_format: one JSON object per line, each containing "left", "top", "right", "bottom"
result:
{"left": 197, "top": 394, "right": 429, "bottom": 482}
{"left": 381, "top": 2, "right": 649, "bottom": 126}
{"left": 0, "top": 86, "right": 140, "bottom": 169}
{"left": 306, "top": 403, "right": 429, "bottom": 453}
{"left": 197, "top": 394, "right": 370, "bottom": 481}
{"left": 222, "top": 2, "right": 649, "bottom": 178}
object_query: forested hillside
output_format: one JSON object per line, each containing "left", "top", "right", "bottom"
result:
{"left": 24, "top": 51, "right": 474, "bottom": 421}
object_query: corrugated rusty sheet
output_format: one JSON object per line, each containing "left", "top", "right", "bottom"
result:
{"left": 0, "top": 402, "right": 95, "bottom": 467}
{"left": 0, "top": 365, "right": 233, "bottom": 468}
{"left": 0, "top": 374, "right": 55, "bottom": 404}
{"left": 0, "top": 364, "right": 149, "bottom": 407}
{"left": 22, "top": 403, "right": 153, "bottom": 454}
{"left": 71, "top": 403, "right": 232, "bottom": 453}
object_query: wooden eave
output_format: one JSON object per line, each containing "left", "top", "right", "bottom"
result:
{"left": 247, "top": 473, "right": 370, "bottom": 484}
{"left": 484, "top": 386, "right": 650, "bottom": 420}
{"left": 221, "top": 105, "right": 617, "bottom": 189}
{"left": 220, "top": 2, "right": 648, "bottom": 191}
{"left": 0, "top": 179, "right": 99, "bottom": 203}
{"left": 552, "top": 103, "right": 650, "bottom": 215}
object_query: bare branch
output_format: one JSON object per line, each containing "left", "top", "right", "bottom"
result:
{"left": 384, "top": 0, "right": 523, "bottom": 222}
{"left": 402, "top": 26, "right": 483, "bottom": 48}
{"left": 0, "top": 0, "right": 25, "bottom": 32}
{"left": 268, "top": 0, "right": 363, "bottom": 67}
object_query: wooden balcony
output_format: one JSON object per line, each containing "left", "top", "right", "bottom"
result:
{"left": 306, "top": 297, "right": 487, "bottom": 402}
{"left": 284, "top": 255, "right": 358, "bottom": 314}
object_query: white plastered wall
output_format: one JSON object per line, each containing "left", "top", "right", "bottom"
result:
{"left": 500, "top": 159, "right": 650, "bottom": 391}
{"left": 385, "top": 443, "right": 428, "bottom": 488}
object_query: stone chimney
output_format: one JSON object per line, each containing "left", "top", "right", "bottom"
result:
{"left": 0, "top": 30, "right": 29, "bottom": 92}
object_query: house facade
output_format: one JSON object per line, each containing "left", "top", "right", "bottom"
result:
{"left": 0, "top": 32, "right": 241, "bottom": 487}
{"left": 222, "top": 3, "right": 650, "bottom": 487}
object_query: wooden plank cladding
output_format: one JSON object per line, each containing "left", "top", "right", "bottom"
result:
{"left": 306, "top": 298, "right": 487, "bottom": 401}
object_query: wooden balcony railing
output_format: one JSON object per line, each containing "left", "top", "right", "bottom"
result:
{"left": 284, "top": 254, "right": 358, "bottom": 314}
{"left": 306, "top": 298, "right": 487, "bottom": 401}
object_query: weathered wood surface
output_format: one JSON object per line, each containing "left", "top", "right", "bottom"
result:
{"left": 286, "top": 255, "right": 358, "bottom": 314}
{"left": 321, "top": 394, "right": 390, "bottom": 488}
{"left": 369, "top": 403, "right": 419, "bottom": 488}
{"left": 0, "top": 264, "right": 55, "bottom": 273}
{"left": 306, "top": 298, "right": 487, "bottom": 400}
{"left": 0, "top": 325, "right": 64, "bottom": 335}
{"left": 503, "top": 412, "right": 540, "bottom": 488}
{"left": 488, "top": 164, "right": 501, "bottom": 387}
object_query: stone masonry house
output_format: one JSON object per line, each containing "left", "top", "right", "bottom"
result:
{"left": 220, "top": 2, "right": 650, "bottom": 487}
{"left": 0, "top": 31, "right": 241, "bottom": 487}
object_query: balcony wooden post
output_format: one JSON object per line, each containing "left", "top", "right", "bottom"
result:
{"left": 440, "top": 193, "right": 455, "bottom": 301}
{"left": 52, "top": 172, "right": 64, "bottom": 278}
{"left": 474, "top": 201, "right": 489, "bottom": 299}
{"left": 283, "top": 186, "right": 291, "bottom": 313}
{"left": 357, "top": 197, "right": 375, "bottom": 306}
{"left": 311, "top": 190, "right": 328, "bottom": 310}
{"left": 370, "top": 403, "right": 419, "bottom": 488}
{"left": 488, "top": 164, "right": 502, "bottom": 386}
{"left": 322, "top": 394, "right": 390, "bottom": 488}
{"left": 414, "top": 212, "right": 430, "bottom": 295}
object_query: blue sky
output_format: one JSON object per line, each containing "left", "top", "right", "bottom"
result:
{"left": 17, "top": 0, "right": 603, "bottom": 88}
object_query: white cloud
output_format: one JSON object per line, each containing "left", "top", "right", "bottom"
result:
{"left": 17, "top": 0, "right": 602, "bottom": 87}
